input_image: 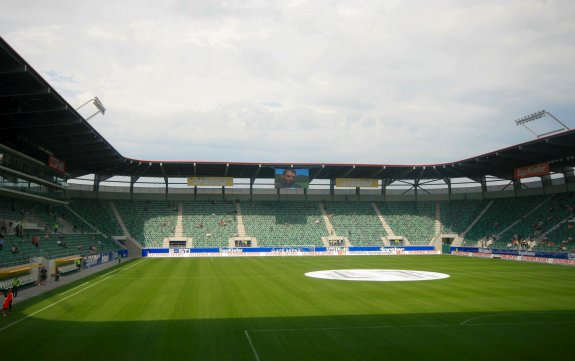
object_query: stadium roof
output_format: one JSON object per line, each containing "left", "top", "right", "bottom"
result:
{"left": 1, "top": 36, "right": 575, "bottom": 183}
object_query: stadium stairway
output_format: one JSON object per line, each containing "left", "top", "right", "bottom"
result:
{"left": 107, "top": 201, "right": 142, "bottom": 253}
{"left": 497, "top": 197, "right": 550, "bottom": 239}
{"left": 429, "top": 202, "right": 442, "bottom": 248}
{"left": 175, "top": 203, "right": 184, "bottom": 238}
{"left": 64, "top": 205, "right": 100, "bottom": 234}
{"left": 456, "top": 201, "right": 494, "bottom": 246}
{"left": 434, "top": 202, "right": 441, "bottom": 237}
{"left": 319, "top": 202, "right": 336, "bottom": 238}
{"left": 371, "top": 203, "right": 395, "bottom": 237}
{"left": 109, "top": 202, "right": 132, "bottom": 239}
{"left": 539, "top": 214, "right": 573, "bottom": 241}
{"left": 235, "top": 202, "right": 247, "bottom": 237}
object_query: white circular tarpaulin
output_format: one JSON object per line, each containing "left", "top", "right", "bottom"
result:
{"left": 305, "top": 269, "right": 450, "bottom": 282}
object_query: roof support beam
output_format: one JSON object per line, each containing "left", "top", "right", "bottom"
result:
{"left": 0, "top": 87, "right": 50, "bottom": 97}
{"left": 341, "top": 165, "right": 355, "bottom": 178}
{"left": 370, "top": 166, "right": 386, "bottom": 178}
{"left": 0, "top": 65, "right": 27, "bottom": 74}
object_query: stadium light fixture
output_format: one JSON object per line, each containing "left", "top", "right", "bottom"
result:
{"left": 76, "top": 97, "right": 106, "bottom": 121}
{"left": 93, "top": 97, "right": 106, "bottom": 114}
{"left": 514, "top": 110, "right": 570, "bottom": 138}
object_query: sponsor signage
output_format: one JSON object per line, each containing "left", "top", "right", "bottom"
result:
{"left": 451, "top": 247, "right": 575, "bottom": 266}
{"left": 82, "top": 252, "right": 119, "bottom": 268}
{"left": 513, "top": 162, "right": 550, "bottom": 179}
{"left": 336, "top": 178, "right": 378, "bottom": 188}
{"left": 143, "top": 246, "right": 438, "bottom": 258}
{"left": 520, "top": 255, "right": 550, "bottom": 263}
{"left": 187, "top": 177, "right": 233, "bottom": 187}
{"left": 48, "top": 155, "right": 67, "bottom": 174}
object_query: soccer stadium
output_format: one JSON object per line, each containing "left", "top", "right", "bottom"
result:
{"left": 1, "top": 11, "right": 575, "bottom": 361}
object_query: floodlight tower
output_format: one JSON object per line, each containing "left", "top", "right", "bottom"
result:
{"left": 76, "top": 97, "right": 106, "bottom": 121}
{"left": 514, "top": 110, "right": 570, "bottom": 138}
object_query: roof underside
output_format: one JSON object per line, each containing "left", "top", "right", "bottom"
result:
{"left": 1, "top": 36, "right": 575, "bottom": 182}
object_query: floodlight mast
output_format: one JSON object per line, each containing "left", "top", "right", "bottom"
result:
{"left": 76, "top": 97, "right": 106, "bottom": 121}
{"left": 514, "top": 110, "right": 570, "bottom": 138}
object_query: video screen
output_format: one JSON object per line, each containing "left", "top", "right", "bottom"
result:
{"left": 275, "top": 168, "right": 309, "bottom": 189}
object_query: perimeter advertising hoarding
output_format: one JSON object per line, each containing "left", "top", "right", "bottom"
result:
{"left": 513, "top": 162, "right": 550, "bottom": 179}
{"left": 143, "top": 246, "right": 438, "bottom": 258}
{"left": 450, "top": 247, "right": 575, "bottom": 266}
{"left": 336, "top": 178, "right": 378, "bottom": 188}
{"left": 187, "top": 177, "right": 234, "bottom": 187}
{"left": 275, "top": 168, "right": 309, "bottom": 189}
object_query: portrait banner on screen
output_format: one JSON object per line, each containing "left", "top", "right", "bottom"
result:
{"left": 336, "top": 178, "right": 378, "bottom": 188}
{"left": 275, "top": 168, "right": 309, "bottom": 189}
{"left": 187, "top": 177, "right": 234, "bottom": 187}
{"left": 513, "top": 163, "right": 550, "bottom": 179}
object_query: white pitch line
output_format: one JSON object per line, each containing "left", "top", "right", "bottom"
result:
{"left": 0, "top": 258, "right": 147, "bottom": 333}
{"left": 56, "top": 265, "right": 136, "bottom": 296}
{"left": 459, "top": 311, "right": 567, "bottom": 325}
{"left": 247, "top": 319, "right": 575, "bottom": 333}
{"left": 244, "top": 330, "right": 261, "bottom": 361}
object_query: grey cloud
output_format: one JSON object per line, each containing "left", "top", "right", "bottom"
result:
{"left": 1, "top": 0, "right": 574, "bottom": 166}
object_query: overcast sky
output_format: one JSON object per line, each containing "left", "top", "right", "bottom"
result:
{"left": 1, "top": 0, "right": 574, "bottom": 165}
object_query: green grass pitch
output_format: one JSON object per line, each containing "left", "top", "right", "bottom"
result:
{"left": 1, "top": 255, "right": 574, "bottom": 360}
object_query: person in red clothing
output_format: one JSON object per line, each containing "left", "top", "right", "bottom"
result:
{"left": 31, "top": 234, "right": 40, "bottom": 248}
{"left": 3, "top": 288, "right": 14, "bottom": 317}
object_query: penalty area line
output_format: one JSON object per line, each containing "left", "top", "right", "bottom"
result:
{"left": 0, "top": 258, "right": 147, "bottom": 333}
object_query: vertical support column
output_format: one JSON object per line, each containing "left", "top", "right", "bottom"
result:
{"left": 130, "top": 175, "right": 138, "bottom": 201}
{"left": 541, "top": 174, "right": 552, "bottom": 194}
{"left": 381, "top": 179, "right": 385, "bottom": 200}
{"left": 381, "top": 179, "right": 392, "bottom": 202}
{"left": 513, "top": 178, "right": 521, "bottom": 196}
{"left": 164, "top": 177, "right": 169, "bottom": 202}
{"left": 480, "top": 176, "right": 487, "bottom": 197}
{"left": 330, "top": 178, "right": 335, "bottom": 201}
{"left": 563, "top": 166, "right": 575, "bottom": 192}
{"left": 443, "top": 178, "right": 452, "bottom": 201}
{"left": 93, "top": 174, "right": 101, "bottom": 199}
